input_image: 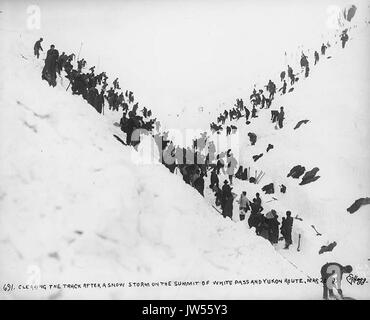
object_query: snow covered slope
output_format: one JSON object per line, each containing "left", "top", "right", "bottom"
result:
{"left": 1, "top": 1, "right": 369, "bottom": 300}
{"left": 0, "top": 30, "right": 322, "bottom": 299}
{"left": 210, "top": 17, "right": 370, "bottom": 299}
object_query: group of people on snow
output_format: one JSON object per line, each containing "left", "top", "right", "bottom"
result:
{"left": 33, "top": 28, "right": 355, "bottom": 252}
{"left": 35, "top": 39, "right": 157, "bottom": 146}
{"left": 235, "top": 190, "right": 294, "bottom": 248}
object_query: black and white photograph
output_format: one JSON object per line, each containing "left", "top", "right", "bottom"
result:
{"left": 0, "top": 0, "right": 369, "bottom": 302}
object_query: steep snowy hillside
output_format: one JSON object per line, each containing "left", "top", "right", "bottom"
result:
{"left": 0, "top": 30, "right": 321, "bottom": 299}
{"left": 211, "top": 21, "right": 370, "bottom": 298}
{"left": 1, "top": 1, "right": 369, "bottom": 301}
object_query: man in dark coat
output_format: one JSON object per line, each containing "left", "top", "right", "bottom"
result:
{"left": 321, "top": 43, "right": 327, "bottom": 55}
{"left": 221, "top": 180, "right": 232, "bottom": 197}
{"left": 222, "top": 194, "right": 234, "bottom": 220}
{"left": 215, "top": 155, "right": 225, "bottom": 175}
{"left": 314, "top": 51, "right": 319, "bottom": 65}
{"left": 194, "top": 174, "right": 205, "bottom": 197}
{"left": 248, "top": 198, "right": 264, "bottom": 233}
{"left": 210, "top": 168, "right": 219, "bottom": 190}
{"left": 280, "top": 71, "right": 286, "bottom": 82}
{"left": 287, "top": 65, "right": 295, "bottom": 85}
{"left": 340, "top": 30, "right": 349, "bottom": 48}
{"left": 95, "top": 89, "right": 105, "bottom": 114}
{"left": 244, "top": 106, "right": 250, "bottom": 122}
{"left": 42, "top": 44, "right": 59, "bottom": 87}
{"left": 266, "top": 210, "right": 280, "bottom": 244}
{"left": 56, "top": 52, "right": 68, "bottom": 74}
{"left": 281, "top": 211, "right": 293, "bottom": 249}
{"left": 278, "top": 106, "right": 285, "bottom": 129}
{"left": 214, "top": 185, "right": 223, "bottom": 207}
{"left": 34, "top": 38, "right": 43, "bottom": 58}
{"left": 221, "top": 180, "right": 232, "bottom": 210}
{"left": 266, "top": 80, "right": 276, "bottom": 100}
{"left": 125, "top": 116, "right": 136, "bottom": 145}
{"left": 254, "top": 193, "right": 262, "bottom": 206}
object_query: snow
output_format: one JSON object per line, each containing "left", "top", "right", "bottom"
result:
{"left": 0, "top": 27, "right": 318, "bottom": 300}
{"left": 0, "top": 0, "right": 369, "bottom": 299}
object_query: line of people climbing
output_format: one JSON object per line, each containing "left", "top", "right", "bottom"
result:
{"left": 33, "top": 25, "right": 351, "bottom": 251}
{"left": 35, "top": 38, "right": 158, "bottom": 146}
{"left": 210, "top": 28, "right": 350, "bottom": 137}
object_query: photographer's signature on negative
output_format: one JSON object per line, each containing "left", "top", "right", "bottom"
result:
{"left": 345, "top": 274, "right": 368, "bottom": 285}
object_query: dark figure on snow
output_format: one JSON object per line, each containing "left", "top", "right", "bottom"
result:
{"left": 280, "top": 184, "right": 286, "bottom": 193}
{"left": 222, "top": 194, "right": 234, "bottom": 220}
{"left": 244, "top": 106, "right": 250, "bottom": 123}
{"left": 210, "top": 168, "right": 219, "bottom": 191}
{"left": 193, "top": 173, "right": 205, "bottom": 196}
{"left": 216, "top": 155, "right": 225, "bottom": 175}
{"left": 252, "top": 153, "right": 263, "bottom": 162}
{"left": 280, "top": 71, "right": 286, "bottom": 82}
{"left": 251, "top": 105, "right": 258, "bottom": 118}
{"left": 248, "top": 132, "right": 257, "bottom": 146}
{"left": 314, "top": 50, "right": 319, "bottom": 65}
{"left": 221, "top": 180, "right": 232, "bottom": 209}
{"left": 266, "top": 80, "right": 276, "bottom": 100}
{"left": 340, "top": 30, "right": 349, "bottom": 49}
{"left": 113, "top": 78, "right": 121, "bottom": 90}
{"left": 248, "top": 198, "right": 263, "bottom": 233}
{"left": 128, "top": 91, "right": 134, "bottom": 103}
{"left": 57, "top": 52, "right": 68, "bottom": 74}
{"left": 64, "top": 56, "right": 74, "bottom": 76}
{"left": 96, "top": 89, "right": 105, "bottom": 114}
{"left": 287, "top": 65, "right": 295, "bottom": 85}
{"left": 250, "top": 89, "right": 261, "bottom": 106}
{"left": 214, "top": 185, "right": 223, "bottom": 207}
{"left": 279, "top": 80, "right": 287, "bottom": 95}
{"left": 235, "top": 166, "right": 244, "bottom": 180}
{"left": 320, "top": 263, "right": 353, "bottom": 300}
{"left": 265, "top": 210, "right": 280, "bottom": 244}
{"left": 221, "top": 180, "right": 233, "bottom": 219}
{"left": 271, "top": 110, "right": 279, "bottom": 123}
{"left": 321, "top": 43, "right": 327, "bottom": 55}
{"left": 254, "top": 193, "right": 262, "bottom": 207}
{"left": 281, "top": 211, "right": 293, "bottom": 249}
{"left": 124, "top": 116, "right": 136, "bottom": 145}
{"left": 77, "top": 58, "right": 86, "bottom": 72}
{"left": 42, "top": 44, "right": 59, "bottom": 87}
{"left": 300, "top": 53, "right": 309, "bottom": 75}
{"left": 266, "top": 143, "right": 274, "bottom": 152}
{"left": 34, "top": 38, "right": 43, "bottom": 59}
{"left": 259, "top": 90, "right": 268, "bottom": 109}
{"left": 226, "top": 126, "right": 231, "bottom": 136}
{"left": 305, "top": 65, "right": 310, "bottom": 78}
{"left": 277, "top": 106, "right": 285, "bottom": 129}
